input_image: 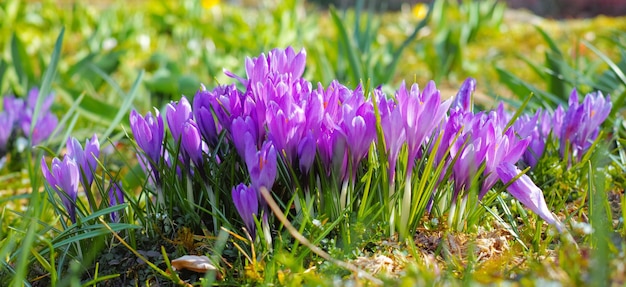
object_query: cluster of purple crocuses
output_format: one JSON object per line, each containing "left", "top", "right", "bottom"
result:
{"left": 125, "top": 47, "right": 610, "bottom": 236}
{"left": 1, "top": 88, "right": 58, "bottom": 159}
{"left": 41, "top": 134, "right": 125, "bottom": 223}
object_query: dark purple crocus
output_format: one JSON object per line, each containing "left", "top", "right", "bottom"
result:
{"left": 231, "top": 116, "right": 259, "bottom": 159}
{"left": 181, "top": 120, "right": 204, "bottom": 169}
{"left": 451, "top": 77, "right": 476, "bottom": 113}
{"left": 41, "top": 156, "right": 80, "bottom": 223}
{"left": 497, "top": 162, "right": 562, "bottom": 231}
{"left": 193, "top": 85, "right": 220, "bottom": 147}
{"left": 0, "top": 113, "right": 11, "bottom": 155}
{"left": 297, "top": 133, "right": 316, "bottom": 174}
{"left": 232, "top": 183, "right": 259, "bottom": 237}
{"left": 109, "top": 182, "right": 125, "bottom": 222}
{"left": 207, "top": 84, "right": 244, "bottom": 133}
{"left": 245, "top": 139, "right": 277, "bottom": 192}
{"left": 130, "top": 109, "right": 164, "bottom": 168}
{"left": 66, "top": 134, "right": 100, "bottom": 189}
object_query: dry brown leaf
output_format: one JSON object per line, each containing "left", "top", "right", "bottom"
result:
{"left": 171, "top": 255, "right": 218, "bottom": 274}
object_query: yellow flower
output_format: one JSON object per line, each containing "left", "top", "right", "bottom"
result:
{"left": 202, "top": 0, "right": 220, "bottom": 9}
{"left": 412, "top": 3, "right": 428, "bottom": 20}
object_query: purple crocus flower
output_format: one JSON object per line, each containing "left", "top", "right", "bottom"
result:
{"left": 0, "top": 113, "right": 12, "bottom": 155}
{"left": 316, "top": 81, "right": 349, "bottom": 174}
{"left": 130, "top": 109, "right": 164, "bottom": 168}
{"left": 396, "top": 81, "right": 451, "bottom": 174}
{"left": 266, "top": 99, "right": 306, "bottom": 166}
{"left": 23, "top": 112, "right": 58, "bottom": 145}
{"left": 297, "top": 132, "right": 317, "bottom": 174}
{"left": 339, "top": 86, "right": 377, "bottom": 180}
{"left": 208, "top": 84, "right": 244, "bottom": 133}
{"left": 554, "top": 90, "right": 612, "bottom": 162}
{"left": 232, "top": 183, "right": 259, "bottom": 238}
{"left": 481, "top": 125, "right": 530, "bottom": 197}
{"left": 166, "top": 96, "right": 202, "bottom": 170}
{"left": 378, "top": 90, "right": 406, "bottom": 184}
{"left": 17, "top": 88, "right": 58, "bottom": 145}
{"left": 166, "top": 96, "right": 193, "bottom": 142}
{"left": 26, "top": 87, "right": 55, "bottom": 112}
{"left": 245, "top": 139, "right": 277, "bottom": 192}
{"left": 109, "top": 182, "right": 125, "bottom": 222}
{"left": 66, "top": 134, "right": 100, "bottom": 189}
{"left": 193, "top": 85, "right": 220, "bottom": 147}
{"left": 497, "top": 162, "right": 562, "bottom": 231}
{"left": 181, "top": 119, "right": 204, "bottom": 169}
{"left": 3, "top": 95, "right": 25, "bottom": 123}
{"left": 41, "top": 156, "right": 80, "bottom": 223}
{"left": 448, "top": 113, "right": 490, "bottom": 195}
{"left": 451, "top": 77, "right": 476, "bottom": 113}
{"left": 515, "top": 109, "right": 550, "bottom": 169}
{"left": 229, "top": 46, "right": 306, "bottom": 87}
{"left": 231, "top": 116, "right": 259, "bottom": 159}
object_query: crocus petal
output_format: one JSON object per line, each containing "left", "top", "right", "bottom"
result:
{"left": 497, "top": 162, "right": 562, "bottom": 231}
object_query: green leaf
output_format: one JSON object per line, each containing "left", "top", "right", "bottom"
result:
{"left": 584, "top": 40, "right": 626, "bottom": 114}
{"left": 30, "top": 27, "right": 64, "bottom": 141}
{"left": 535, "top": 26, "right": 562, "bottom": 56}
{"left": 0, "top": 59, "right": 8, "bottom": 90}
{"left": 330, "top": 6, "right": 363, "bottom": 85}
{"left": 102, "top": 70, "right": 144, "bottom": 140}
{"left": 11, "top": 33, "right": 35, "bottom": 87}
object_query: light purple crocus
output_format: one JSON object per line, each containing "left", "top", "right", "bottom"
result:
{"left": 482, "top": 129, "right": 530, "bottom": 197}
{"left": 561, "top": 90, "right": 611, "bottom": 161}
{"left": 396, "top": 81, "right": 451, "bottom": 174}
{"left": 19, "top": 88, "right": 58, "bottom": 145}
{"left": 66, "top": 134, "right": 100, "bottom": 189}
{"left": 41, "top": 156, "right": 80, "bottom": 223}
{"left": 166, "top": 96, "right": 193, "bottom": 142}
{"left": 316, "top": 81, "right": 349, "bottom": 174}
{"left": 109, "top": 182, "right": 125, "bottom": 222}
{"left": 497, "top": 162, "right": 562, "bottom": 231}
{"left": 339, "top": 85, "right": 377, "bottom": 180}
{"left": 21, "top": 112, "right": 58, "bottom": 145}
{"left": 515, "top": 109, "right": 550, "bottom": 169}
{"left": 378, "top": 90, "right": 406, "bottom": 184}
{"left": 232, "top": 183, "right": 259, "bottom": 238}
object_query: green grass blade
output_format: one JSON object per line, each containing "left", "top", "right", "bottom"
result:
{"left": 584, "top": 40, "right": 626, "bottom": 113}
{"left": 11, "top": 32, "right": 34, "bottom": 87}
{"left": 102, "top": 70, "right": 144, "bottom": 139}
{"left": 30, "top": 27, "right": 64, "bottom": 140}
{"left": 386, "top": 2, "right": 433, "bottom": 83}
{"left": 330, "top": 6, "right": 363, "bottom": 85}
